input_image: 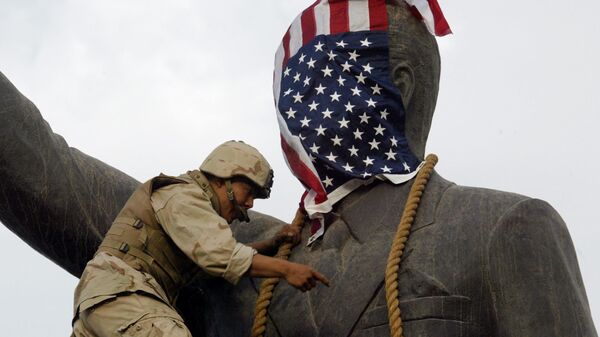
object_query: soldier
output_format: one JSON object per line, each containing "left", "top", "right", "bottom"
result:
{"left": 70, "top": 140, "right": 329, "bottom": 337}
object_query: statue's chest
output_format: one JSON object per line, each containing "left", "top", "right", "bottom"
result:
{"left": 372, "top": 221, "right": 490, "bottom": 337}
{"left": 267, "top": 219, "right": 489, "bottom": 337}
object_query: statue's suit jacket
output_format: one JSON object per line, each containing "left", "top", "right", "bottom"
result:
{"left": 202, "top": 172, "right": 597, "bottom": 337}
{"left": 0, "top": 71, "right": 596, "bottom": 336}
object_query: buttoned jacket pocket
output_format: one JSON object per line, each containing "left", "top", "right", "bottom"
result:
{"left": 352, "top": 295, "right": 477, "bottom": 337}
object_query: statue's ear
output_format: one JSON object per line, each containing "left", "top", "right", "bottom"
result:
{"left": 391, "top": 61, "right": 415, "bottom": 110}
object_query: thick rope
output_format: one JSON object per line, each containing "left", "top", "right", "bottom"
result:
{"left": 385, "top": 154, "right": 438, "bottom": 337}
{"left": 251, "top": 208, "right": 306, "bottom": 337}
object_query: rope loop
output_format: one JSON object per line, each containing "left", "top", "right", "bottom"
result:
{"left": 251, "top": 209, "right": 306, "bottom": 337}
{"left": 385, "top": 154, "right": 438, "bottom": 337}
{"left": 251, "top": 154, "right": 438, "bottom": 337}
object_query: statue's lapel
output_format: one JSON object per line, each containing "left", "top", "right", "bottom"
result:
{"left": 339, "top": 171, "right": 452, "bottom": 241}
{"left": 267, "top": 171, "right": 454, "bottom": 337}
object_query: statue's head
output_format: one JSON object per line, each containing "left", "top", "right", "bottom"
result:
{"left": 387, "top": 1, "right": 441, "bottom": 159}
{"left": 273, "top": 0, "right": 449, "bottom": 242}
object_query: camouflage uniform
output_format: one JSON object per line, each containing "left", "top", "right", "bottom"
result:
{"left": 71, "top": 171, "right": 256, "bottom": 337}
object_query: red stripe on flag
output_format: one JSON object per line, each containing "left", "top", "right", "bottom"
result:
{"left": 408, "top": 6, "right": 423, "bottom": 21}
{"left": 368, "top": 0, "right": 387, "bottom": 31}
{"left": 282, "top": 30, "right": 291, "bottom": 67}
{"left": 280, "top": 135, "right": 327, "bottom": 204}
{"left": 427, "top": 0, "right": 452, "bottom": 36}
{"left": 310, "top": 218, "right": 322, "bottom": 235}
{"left": 329, "top": 0, "right": 349, "bottom": 34}
{"left": 300, "top": 190, "right": 308, "bottom": 210}
{"left": 301, "top": 2, "right": 318, "bottom": 45}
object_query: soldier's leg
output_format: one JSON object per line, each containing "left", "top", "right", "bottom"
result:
{"left": 121, "top": 316, "right": 192, "bottom": 337}
{"left": 78, "top": 292, "right": 191, "bottom": 337}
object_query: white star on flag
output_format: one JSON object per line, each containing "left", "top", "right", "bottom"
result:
{"left": 285, "top": 107, "right": 296, "bottom": 119}
{"left": 315, "top": 84, "right": 326, "bottom": 95}
{"left": 322, "top": 108, "right": 334, "bottom": 119}
{"left": 338, "top": 117, "right": 350, "bottom": 128}
{"left": 331, "top": 135, "right": 343, "bottom": 146}
{"left": 315, "top": 125, "right": 327, "bottom": 136}
{"left": 371, "top": 84, "right": 382, "bottom": 95}
{"left": 344, "top": 101, "right": 355, "bottom": 112}
{"left": 292, "top": 92, "right": 303, "bottom": 103}
{"left": 314, "top": 41, "right": 325, "bottom": 51}
{"left": 321, "top": 65, "right": 333, "bottom": 77}
{"left": 360, "top": 38, "right": 372, "bottom": 47}
{"left": 322, "top": 176, "right": 334, "bottom": 187}
{"left": 335, "top": 40, "right": 348, "bottom": 48}
{"left": 330, "top": 91, "right": 341, "bottom": 102}
{"left": 300, "top": 117, "right": 311, "bottom": 127}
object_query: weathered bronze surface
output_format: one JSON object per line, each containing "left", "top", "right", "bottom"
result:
{"left": 0, "top": 2, "right": 596, "bottom": 336}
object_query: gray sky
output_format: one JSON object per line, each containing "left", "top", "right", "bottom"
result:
{"left": 0, "top": 0, "right": 598, "bottom": 334}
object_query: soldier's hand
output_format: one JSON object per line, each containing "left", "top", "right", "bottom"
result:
{"left": 272, "top": 224, "right": 301, "bottom": 247}
{"left": 284, "top": 262, "right": 330, "bottom": 292}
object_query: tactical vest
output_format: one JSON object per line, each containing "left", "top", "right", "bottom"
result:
{"left": 96, "top": 171, "right": 216, "bottom": 305}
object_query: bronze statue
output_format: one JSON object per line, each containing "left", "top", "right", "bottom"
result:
{"left": 0, "top": 1, "right": 596, "bottom": 336}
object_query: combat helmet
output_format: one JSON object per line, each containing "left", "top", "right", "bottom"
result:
{"left": 200, "top": 140, "right": 274, "bottom": 199}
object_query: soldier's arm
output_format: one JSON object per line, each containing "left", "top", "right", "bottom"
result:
{"left": 151, "top": 182, "right": 255, "bottom": 285}
{"left": 247, "top": 224, "right": 301, "bottom": 256}
{"left": 152, "top": 183, "right": 328, "bottom": 290}
{"left": 247, "top": 253, "right": 329, "bottom": 291}
{"left": 487, "top": 198, "right": 597, "bottom": 337}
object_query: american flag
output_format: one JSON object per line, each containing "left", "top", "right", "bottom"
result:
{"left": 273, "top": 0, "right": 450, "bottom": 244}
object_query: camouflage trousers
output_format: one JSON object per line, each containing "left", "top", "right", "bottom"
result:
{"left": 71, "top": 292, "right": 192, "bottom": 337}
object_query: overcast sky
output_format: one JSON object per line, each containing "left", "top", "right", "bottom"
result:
{"left": 0, "top": 0, "right": 598, "bottom": 335}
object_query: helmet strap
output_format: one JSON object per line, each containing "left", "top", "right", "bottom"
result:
{"left": 225, "top": 179, "right": 235, "bottom": 201}
{"left": 225, "top": 179, "right": 250, "bottom": 222}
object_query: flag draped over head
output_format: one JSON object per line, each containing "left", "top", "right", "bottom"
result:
{"left": 404, "top": 0, "right": 452, "bottom": 36}
{"left": 274, "top": 0, "right": 451, "bottom": 245}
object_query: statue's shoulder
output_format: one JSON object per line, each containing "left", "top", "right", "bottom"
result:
{"left": 435, "top": 173, "right": 536, "bottom": 228}
{"left": 438, "top": 175, "right": 530, "bottom": 214}
{"left": 231, "top": 211, "right": 286, "bottom": 243}
{"left": 435, "top": 174, "right": 568, "bottom": 243}
{"left": 325, "top": 171, "right": 540, "bottom": 243}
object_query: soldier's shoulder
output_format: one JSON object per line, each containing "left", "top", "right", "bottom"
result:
{"left": 149, "top": 173, "right": 208, "bottom": 210}
{"left": 150, "top": 173, "right": 189, "bottom": 191}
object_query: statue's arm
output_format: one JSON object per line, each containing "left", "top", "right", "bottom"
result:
{"left": 0, "top": 71, "right": 285, "bottom": 336}
{"left": 0, "top": 71, "right": 140, "bottom": 277}
{"left": 487, "top": 198, "right": 597, "bottom": 337}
